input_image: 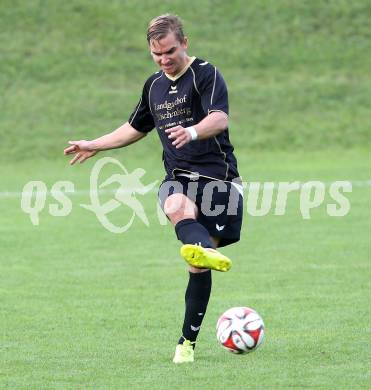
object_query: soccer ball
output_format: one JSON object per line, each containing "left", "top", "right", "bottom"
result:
{"left": 216, "top": 306, "right": 265, "bottom": 354}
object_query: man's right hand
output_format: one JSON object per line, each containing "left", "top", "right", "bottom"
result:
{"left": 63, "top": 140, "right": 98, "bottom": 165}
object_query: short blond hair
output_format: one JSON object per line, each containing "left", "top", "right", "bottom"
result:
{"left": 147, "top": 14, "right": 185, "bottom": 44}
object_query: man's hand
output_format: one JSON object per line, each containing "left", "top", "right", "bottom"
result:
{"left": 63, "top": 140, "right": 98, "bottom": 165}
{"left": 165, "top": 113, "right": 228, "bottom": 149}
{"left": 165, "top": 126, "right": 193, "bottom": 149}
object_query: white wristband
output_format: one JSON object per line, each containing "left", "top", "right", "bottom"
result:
{"left": 186, "top": 126, "right": 198, "bottom": 141}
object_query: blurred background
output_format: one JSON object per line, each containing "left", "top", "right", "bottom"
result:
{"left": 1, "top": 0, "right": 370, "bottom": 163}
{"left": 1, "top": 1, "right": 370, "bottom": 389}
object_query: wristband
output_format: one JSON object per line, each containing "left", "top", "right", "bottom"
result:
{"left": 186, "top": 126, "right": 198, "bottom": 141}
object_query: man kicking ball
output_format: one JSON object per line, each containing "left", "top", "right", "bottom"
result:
{"left": 64, "top": 14, "right": 243, "bottom": 363}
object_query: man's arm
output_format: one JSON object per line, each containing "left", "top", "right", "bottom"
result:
{"left": 64, "top": 122, "right": 146, "bottom": 165}
{"left": 165, "top": 111, "right": 228, "bottom": 149}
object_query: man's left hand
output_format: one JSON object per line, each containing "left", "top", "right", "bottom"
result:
{"left": 165, "top": 126, "right": 192, "bottom": 149}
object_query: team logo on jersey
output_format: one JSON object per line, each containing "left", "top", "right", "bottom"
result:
{"left": 169, "top": 85, "right": 178, "bottom": 94}
{"left": 216, "top": 224, "right": 225, "bottom": 231}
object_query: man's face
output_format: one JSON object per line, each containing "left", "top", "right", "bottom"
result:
{"left": 149, "top": 32, "right": 188, "bottom": 76}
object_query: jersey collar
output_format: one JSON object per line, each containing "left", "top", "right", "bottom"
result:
{"left": 164, "top": 56, "right": 196, "bottom": 81}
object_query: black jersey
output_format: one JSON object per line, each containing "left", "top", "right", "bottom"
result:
{"left": 128, "top": 57, "right": 240, "bottom": 182}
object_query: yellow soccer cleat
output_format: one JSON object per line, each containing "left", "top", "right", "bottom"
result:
{"left": 173, "top": 339, "right": 195, "bottom": 364}
{"left": 180, "top": 244, "right": 232, "bottom": 272}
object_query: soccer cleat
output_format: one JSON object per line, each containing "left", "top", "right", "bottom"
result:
{"left": 173, "top": 339, "right": 195, "bottom": 363}
{"left": 180, "top": 244, "right": 232, "bottom": 272}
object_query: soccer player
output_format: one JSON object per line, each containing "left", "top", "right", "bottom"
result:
{"left": 64, "top": 14, "right": 243, "bottom": 363}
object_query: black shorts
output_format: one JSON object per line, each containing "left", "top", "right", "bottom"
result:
{"left": 158, "top": 175, "right": 243, "bottom": 247}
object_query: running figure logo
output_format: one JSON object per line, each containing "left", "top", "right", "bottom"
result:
{"left": 81, "top": 157, "right": 158, "bottom": 233}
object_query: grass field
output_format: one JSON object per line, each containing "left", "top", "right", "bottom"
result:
{"left": 1, "top": 151, "right": 370, "bottom": 389}
{"left": 1, "top": 0, "right": 371, "bottom": 389}
{"left": 1, "top": 0, "right": 371, "bottom": 160}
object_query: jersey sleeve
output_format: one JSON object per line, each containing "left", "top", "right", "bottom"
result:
{"left": 198, "top": 65, "right": 229, "bottom": 116}
{"left": 128, "top": 82, "right": 155, "bottom": 133}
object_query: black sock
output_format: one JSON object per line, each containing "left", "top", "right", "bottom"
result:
{"left": 179, "top": 270, "right": 212, "bottom": 345}
{"left": 175, "top": 218, "right": 214, "bottom": 248}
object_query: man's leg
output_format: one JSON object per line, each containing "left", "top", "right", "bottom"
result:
{"left": 163, "top": 193, "right": 228, "bottom": 363}
{"left": 178, "top": 236, "right": 221, "bottom": 351}
{"left": 165, "top": 193, "right": 231, "bottom": 271}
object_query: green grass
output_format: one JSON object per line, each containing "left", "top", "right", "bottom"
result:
{"left": 1, "top": 0, "right": 371, "bottom": 161}
{"left": 1, "top": 1, "right": 370, "bottom": 388}
{"left": 1, "top": 151, "right": 370, "bottom": 389}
